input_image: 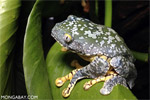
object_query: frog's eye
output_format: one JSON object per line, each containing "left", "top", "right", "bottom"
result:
{"left": 64, "top": 33, "right": 72, "bottom": 43}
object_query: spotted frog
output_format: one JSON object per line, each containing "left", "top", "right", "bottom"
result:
{"left": 51, "top": 15, "right": 137, "bottom": 97}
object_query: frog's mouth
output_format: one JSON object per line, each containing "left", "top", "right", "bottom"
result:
{"left": 51, "top": 26, "right": 69, "bottom": 49}
{"left": 51, "top": 24, "right": 86, "bottom": 55}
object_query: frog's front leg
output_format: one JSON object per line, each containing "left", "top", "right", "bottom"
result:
{"left": 110, "top": 56, "right": 137, "bottom": 88}
{"left": 55, "top": 69, "right": 80, "bottom": 87}
{"left": 100, "top": 75, "right": 127, "bottom": 95}
{"left": 61, "top": 56, "right": 109, "bottom": 97}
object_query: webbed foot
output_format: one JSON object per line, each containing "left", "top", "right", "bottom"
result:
{"left": 55, "top": 69, "right": 79, "bottom": 87}
{"left": 56, "top": 69, "right": 88, "bottom": 97}
{"left": 83, "top": 71, "right": 116, "bottom": 90}
{"left": 84, "top": 71, "right": 127, "bottom": 95}
{"left": 83, "top": 76, "right": 105, "bottom": 90}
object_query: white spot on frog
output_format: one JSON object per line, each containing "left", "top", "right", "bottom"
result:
{"left": 84, "top": 30, "right": 97, "bottom": 39}
{"left": 97, "top": 26, "right": 102, "bottom": 31}
{"left": 79, "top": 36, "right": 84, "bottom": 39}
{"left": 103, "top": 37, "right": 108, "bottom": 40}
{"left": 106, "top": 32, "right": 111, "bottom": 35}
{"left": 107, "top": 39, "right": 112, "bottom": 44}
{"left": 80, "top": 27, "right": 85, "bottom": 31}
{"left": 78, "top": 24, "right": 81, "bottom": 27}
{"left": 89, "top": 27, "right": 93, "bottom": 29}
{"left": 110, "top": 44, "right": 116, "bottom": 49}
{"left": 108, "top": 49, "right": 112, "bottom": 53}
{"left": 72, "top": 31, "right": 79, "bottom": 37}
{"left": 93, "top": 31, "right": 101, "bottom": 36}
{"left": 68, "top": 21, "right": 74, "bottom": 26}
{"left": 100, "top": 40, "right": 105, "bottom": 46}
{"left": 108, "top": 36, "right": 115, "bottom": 40}
{"left": 107, "top": 35, "right": 115, "bottom": 44}
{"left": 108, "top": 28, "right": 116, "bottom": 34}
{"left": 115, "top": 35, "right": 121, "bottom": 41}
{"left": 76, "top": 18, "right": 81, "bottom": 20}
{"left": 71, "top": 25, "right": 79, "bottom": 36}
{"left": 89, "top": 23, "right": 94, "bottom": 26}
{"left": 121, "top": 45, "right": 127, "bottom": 52}
{"left": 84, "top": 24, "right": 87, "bottom": 27}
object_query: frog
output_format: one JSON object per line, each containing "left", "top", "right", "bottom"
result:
{"left": 51, "top": 15, "right": 137, "bottom": 98}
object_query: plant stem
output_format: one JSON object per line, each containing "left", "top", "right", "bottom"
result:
{"left": 131, "top": 50, "right": 148, "bottom": 62}
{"left": 95, "top": 0, "right": 98, "bottom": 17}
{"left": 104, "top": 0, "right": 148, "bottom": 62}
{"left": 104, "top": 0, "right": 112, "bottom": 27}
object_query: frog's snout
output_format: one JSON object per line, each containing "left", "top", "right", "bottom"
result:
{"left": 67, "top": 15, "right": 77, "bottom": 21}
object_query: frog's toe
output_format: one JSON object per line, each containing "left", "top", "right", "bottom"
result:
{"left": 100, "top": 87, "right": 110, "bottom": 95}
{"left": 83, "top": 76, "right": 105, "bottom": 90}
{"left": 61, "top": 47, "right": 68, "bottom": 52}
{"left": 100, "top": 78, "right": 115, "bottom": 95}
{"left": 100, "top": 75, "right": 127, "bottom": 95}
{"left": 83, "top": 82, "right": 92, "bottom": 90}
{"left": 55, "top": 78, "right": 65, "bottom": 87}
{"left": 56, "top": 69, "right": 80, "bottom": 87}
{"left": 62, "top": 88, "right": 71, "bottom": 97}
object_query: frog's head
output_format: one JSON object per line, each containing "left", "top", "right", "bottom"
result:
{"left": 51, "top": 15, "right": 91, "bottom": 54}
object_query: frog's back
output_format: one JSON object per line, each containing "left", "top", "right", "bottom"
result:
{"left": 77, "top": 25, "right": 134, "bottom": 59}
{"left": 58, "top": 15, "right": 134, "bottom": 61}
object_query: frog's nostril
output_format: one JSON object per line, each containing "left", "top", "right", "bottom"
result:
{"left": 67, "top": 15, "right": 76, "bottom": 21}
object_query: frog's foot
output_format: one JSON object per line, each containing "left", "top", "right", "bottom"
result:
{"left": 61, "top": 47, "right": 68, "bottom": 52}
{"left": 62, "top": 83, "right": 76, "bottom": 97}
{"left": 100, "top": 75, "right": 128, "bottom": 95}
{"left": 55, "top": 69, "right": 79, "bottom": 87}
{"left": 71, "top": 60, "right": 83, "bottom": 69}
{"left": 83, "top": 76, "right": 105, "bottom": 90}
{"left": 83, "top": 71, "right": 128, "bottom": 95}
{"left": 61, "top": 69, "right": 88, "bottom": 97}
{"left": 83, "top": 71, "right": 116, "bottom": 90}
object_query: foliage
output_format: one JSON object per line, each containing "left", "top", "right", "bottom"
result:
{"left": 0, "top": 0, "right": 148, "bottom": 100}
{"left": 23, "top": 0, "right": 52, "bottom": 99}
{"left": 0, "top": 0, "right": 21, "bottom": 96}
{"left": 46, "top": 42, "right": 137, "bottom": 100}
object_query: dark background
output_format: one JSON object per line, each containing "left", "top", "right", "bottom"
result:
{"left": 13, "top": 0, "right": 149, "bottom": 99}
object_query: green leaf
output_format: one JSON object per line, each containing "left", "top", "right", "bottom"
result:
{"left": 23, "top": 0, "right": 52, "bottom": 99}
{"left": 0, "top": 0, "right": 21, "bottom": 96}
{"left": 46, "top": 42, "right": 137, "bottom": 100}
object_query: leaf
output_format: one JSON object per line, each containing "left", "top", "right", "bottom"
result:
{"left": 46, "top": 42, "right": 137, "bottom": 100}
{"left": 0, "top": 0, "right": 21, "bottom": 95}
{"left": 23, "top": 0, "right": 52, "bottom": 99}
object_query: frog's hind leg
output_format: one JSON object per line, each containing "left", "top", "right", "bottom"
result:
{"left": 62, "top": 69, "right": 88, "bottom": 97}
{"left": 83, "top": 71, "right": 116, "bottom": 90}
{"left": 71, "top": 60, "right": 83, "bottom": 69}
{"left": 110, "top": 56, "right": 137, "bottom": 88}
{"left": 100, "top": 75, "right": 128, "bottom": 95}
{"left": 83, "top": 76, "right": 105, "bottom": 90}
{"left": 62, "top": 56, "right": 110, "bottom": 97}
{"left": 55, "top": 69, "right": 79, "bottom": 87}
